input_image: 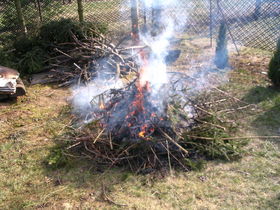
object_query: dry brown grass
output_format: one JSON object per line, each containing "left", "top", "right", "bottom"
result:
{"left": 0, "top": 38, "right": 279, "bottom": 209}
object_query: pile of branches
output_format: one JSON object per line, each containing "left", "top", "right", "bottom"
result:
{"left": 38, "top": 32, "right": 143, "bottom": 86}
{"left": 44, "top": 31, "right": 248, "bottom": 174}
{"left": 63, "top": 78, "right": 248, "bottom": 174}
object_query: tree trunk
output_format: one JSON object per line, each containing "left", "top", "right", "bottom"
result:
{"left": 131, "top": 0, "right": 139, "bottom": 44}
{"left": 77, "top": 0, "right": 84, "bottom": 23}
{"left": 14, "top": 0, "right": 27, "bottom": 35}
{"left": 36, "top": 0, "right": 43, "bottom": 23}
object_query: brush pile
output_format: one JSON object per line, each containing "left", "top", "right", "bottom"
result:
{"left": 31, "top": 32, "right": 142, "bottom": 86}
{"left": 35, "top": 26, "right": 250, "bottom": 173}
{"left": 65, "top": 81, "right": 247, "bottom": 174}
{"left": 62, "top": 53, "right": 246, "bottom": 174}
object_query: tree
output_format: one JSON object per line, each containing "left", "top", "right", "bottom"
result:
{"left": 77, "top": 0, "right": 84, "bottom": 23}
{"left": 214, "top": 22, "right": 229, "bottom": 69}
{"left": 2, "top": 0, "right": 64, "bottom": 36}
{"left": 13, "top": 0, "right": 27, "bottom": 35}
{"left": 268, "top": 38, "right": 280, "bottom": 87}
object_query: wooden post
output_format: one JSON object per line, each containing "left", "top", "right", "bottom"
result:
{"left": 14, "top": 0, "right": 27, "bottom": 35}
{"left": 77, "top": 0, "right": 84, "bottom": 23}
{"left": 131, "top": 0, "right": 139, "bottom": 44}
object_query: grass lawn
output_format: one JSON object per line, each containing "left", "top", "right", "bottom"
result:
{"left": 59, "top": 0, "right": 125, "bottom": 21}
{"left": 0, "top": 37, "right": 280, "bottom": 209}
{"left": 231, "top": 16, "right": 280, "bottom": 51}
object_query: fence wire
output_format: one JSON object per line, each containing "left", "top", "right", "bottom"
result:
{"left": 0, "top": 0, "right": 279, "bottom": 51}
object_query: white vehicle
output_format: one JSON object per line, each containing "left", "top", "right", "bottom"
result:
{"left": 0, "top": 66, "right": 26, "bottom": 100}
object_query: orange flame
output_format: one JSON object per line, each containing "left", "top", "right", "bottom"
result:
{"left": 126, "top": 31, "right": 154, "bottom": 140}
{"left": 99, "top": 103, "right": 105, "bottom": 109}
{"left": 138, "top": 131, "right": 146, "bottom": 138}
{"left": 99, "top": 95, "right": 105, "bottom": 109}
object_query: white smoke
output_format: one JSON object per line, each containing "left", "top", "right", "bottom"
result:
{"left": 71, "top": 0, "right": 232, "bottom": 124}
{"left": 71, "top": 69, "right": 123, "bottom": 124}
{"left": 136, "top": 0, "right": 189, "bottom": 108}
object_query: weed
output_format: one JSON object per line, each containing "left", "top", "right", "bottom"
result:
{"left": 45, "top": 145, "right": 70, "bottom": 170}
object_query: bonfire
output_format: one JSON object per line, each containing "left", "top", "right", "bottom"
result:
{"left": 61, "top": 0, "right": 243, "bottom": 173}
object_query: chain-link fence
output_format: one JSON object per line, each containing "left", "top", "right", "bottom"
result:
{"left": 0, "top": 0, "right": 279, "bottom": 51}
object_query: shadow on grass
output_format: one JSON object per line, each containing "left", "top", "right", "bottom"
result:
{"left": 0, "top": 97, "right": 18, "bottom": 106}
{"left": 243, "top": 85, "right": 280, "bottom": 146}
{"left": 252, "top": 104, "right": 280, "bottom": 147}
{"left": 242, "top": 86, "right": 280, "bottom": 104}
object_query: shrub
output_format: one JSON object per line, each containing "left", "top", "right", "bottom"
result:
{"left": 13, "top": 36, "right": 41, "bottom": 55}
{"left": 268, "top": 38, "right": 280, "bottom": 88}
{"left": 0, "top": 47, "right": 17, "bottom": 69}
{"left": 18, "top": 47, "right": 46, "bottom": 74}
{"left": 8, "top": 19, "right": 108, "bottom": 74}
{"left": 39, "top": 18, "right": 108, "bottom": 45}
{"left": 11, "top": 36, "right": 47, "bottom": 74}
{"left": 214, "top": 22, "right": 229, "bottom": 69}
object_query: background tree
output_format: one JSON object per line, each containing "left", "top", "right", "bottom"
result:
{"left": 77, "top": 0, "right": 84, "bottom": 23}
{"left": 2, "top": 0, "right": 64, "bottom": 37}
{"left": 13, "top": 0, "right": 27, "bottom": 35}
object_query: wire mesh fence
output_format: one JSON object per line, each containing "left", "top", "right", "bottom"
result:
{"left": 0, "top": 0, "right": 279, "bottom": 51}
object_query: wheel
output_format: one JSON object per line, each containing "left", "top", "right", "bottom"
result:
{"left": 14, "top": 78, "right": 26, "bottom": 97}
